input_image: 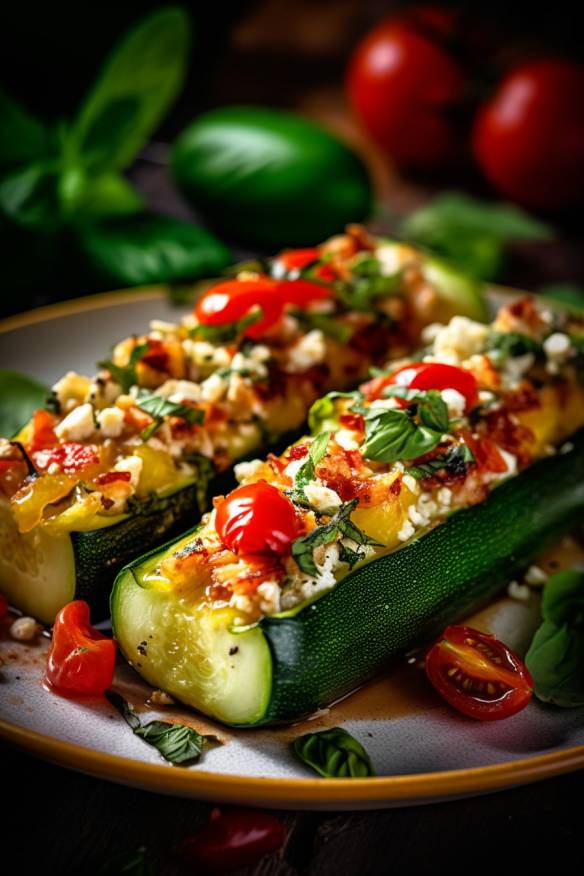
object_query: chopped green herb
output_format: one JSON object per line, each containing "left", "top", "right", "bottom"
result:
{"left": 487, "top": 331, "right": 542, "bottom": 360}
{"left": 98, "top": 342, "right": 149, "bottom": 393}
{"left": 189, "top": 308, "right": 262, "bottom": 344}
{"left": 406, "top": 442, "right": 475, "bottom": 479}
{"left": 290, "top": 309, "right": 352, "bottom": 343}
{"left": 291, "top": 498, "right": 380, "bottom": 576}
{"left": 136, "top": 389, "right": 204, "bottom": 440}
{"left": 286, "top": 431, "right": 331, "bottom": 507}
{"left": 293, "top": 727, "right": 374, "bottom": 778}
{"left": 357, "top": 402, "right": 445, "bottom": 464}
{"left": 334, "top": 272, "right": 401, "bottom": 313}
{"left": 308, "top": 390, "right": 363, "bottom": 435}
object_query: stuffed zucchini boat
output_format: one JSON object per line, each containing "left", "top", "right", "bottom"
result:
{"left": 0, "top": 227, "right": 484, "bottom": 623}
{"left": 112, "top": 297, "right": 584, "bottom": 725}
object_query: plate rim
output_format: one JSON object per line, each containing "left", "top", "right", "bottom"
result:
{"left": 2, "top": 716, "right": 583, "bottom": 805}
{"left": 2, "top": 284, "right": 583, "bottom": 804}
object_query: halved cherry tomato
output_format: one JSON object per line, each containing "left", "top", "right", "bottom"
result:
{"left": 46, "top": 600, "right": 116, "bottom": 696}
{"left": 216, "top": 482, "right": 299, "bottom": 556}
{"left": 425, "top": 625, "right": 533, "bottom": 720}
{"left": 387, "top": 362, "right": 478, "bottom": 412}
{"left": 33, "top": 442, "right": 99, "bottom": 473}
{"left": 278, "top": 247, "right": 321, "bottom": 271}
{"left": 195, "top": 277, "right": 332, "bottom": 339}
{"left": 28, "top": 409, "right": 57, "bottom": 452}
{"left": 175, "top": 807, "right": 286, "bottom": 874}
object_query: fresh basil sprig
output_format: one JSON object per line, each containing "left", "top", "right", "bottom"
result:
{"left": 525, "top": 569, "right": 584, "bottom": 708}
{"left": 287, "top": 431, "right": 331, "bottom": 506}
{"left": 487, "top": 331, "right": 543, "bottom": 360}
{"left": 358, "top": 391, "right": 449, "bottom": 464}
{"left": 290, "top": 309, "right": 352, "bottom": 343}
{"left": 106, "top": 691, "right": 214, "bottom": 765}
{"left": 0, "top": 370, "right": 48, "bottom": 437}
{"left": 136, "top": 389, "right": 204, "bottom": 440}
{"left": 292, "top": 498, "right": 380, "bottom": 576}
{"left": 406, "top": 442, "right": 475, "bottom": 480}
{"left": 98, "top": 342, "right": 149, "bottom": 393}
{"left": 293, "top": 727, "right": 374, "bottom": 778}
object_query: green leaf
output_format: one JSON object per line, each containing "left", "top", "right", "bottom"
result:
{"left": 334, "top": 272, "right": 401, "bottom": 313}
{"left": 487, "top": 331, "right": 542, "bottom": 360}
{"left": 538, "top": 283, "right": 584, "bottom": 314}
{"left": 77, "top": 213, "right": 231, "bottom": 287}
{"left": 406, "top": 442, "right": 475, "bottom": 480}
{"left": 0, "top": 162, "right": 61, "bottom": 231}
{"left": 291, "top": 498, "right": 379, "bottom": 576}
{"left": 98, "top": 342, "right": 149, "bottom": 393}
{"left": 135, "top": 389, "right": 204, "bottom": 440}
{"left": 308, "top": 391, "right": 362, "bottom": 435}
{"left": 105, "top": 690, "right": 211, "bottom": 765}
{"left": 190, "top": 308, "right": 262, "bottom": 344}
{"left": 0, "top": 89, "right": 47, "bottom": 168}
{"left": 68, "top": 7, "right": 190, "bottom": 173}
{"left": 287, "top": 431, "right": 332, "bottom": 506}
{"left": 401, "top": 193, "right": 552, "bottom": 281}
{"left": 290, "top": 309, "right": 352, "bottom": 343}
{"left": 293, "top": 727, "right": 374, "bottom": 778}
{"left": 382, "top": 386, "right": 450, "bottom": 433}
{"left": 0, "top": 371, "right": 48, "bottom": 437}
{"left": 360, "top": 407, "right": 442, "bottom": 463}
{"left": 525, "top": 569, "right": 584, "bottom": 707}
{"left": 61, "top": 171, "right": 143, "bottom": 220}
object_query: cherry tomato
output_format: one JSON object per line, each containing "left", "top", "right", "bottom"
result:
{"left": 277, "top": 247, "right": 321, "bottom": 271}
{"left": 33, "top": 442, "right": 99, "bottom": 473}
{"left": 388, "top": 362, "right": 478, "bottom": 411}
{"left": 472, "top": 58, "right": 584, "bottom": 209}
{"left": 195, "top": 278, "right": 284, "bottom": 339}
{"left": 176, "top": 807, "right": 285, "bottom": 874}
{"left": 28, "top": 409, "right": 57, "bottom": 452}
{"left": 46, "top": 600, "right": 116, "bottom": 696}
{"left": 425, "top": 625, "right": 533, "bottom": 720}
{"left": 346, "top": 9, "right": 465, "bottom": 170}
{"left": 216, "top": 482, "right": 299, "bottom": 556}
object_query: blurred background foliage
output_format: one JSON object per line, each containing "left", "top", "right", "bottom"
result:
{"left": 0, "top": 0, "right": 582, "bottom": 316}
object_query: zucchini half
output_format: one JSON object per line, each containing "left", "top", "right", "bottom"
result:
{"left": 112, "top": 427, "right": 584, "bottom": 726}
{"left": 0, "top": 481, "right": 200, "bottom": 625}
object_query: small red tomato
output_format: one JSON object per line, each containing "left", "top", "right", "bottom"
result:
{"left": 216, "top": 482, "right": 299, "bottom": 556}
{"left": 277, "top": 247, "right": 321, "bottom": 271}
{"left": 279, "top": 278, "right": 332, "bottom": 307}
{"left": 28, "top": 409, "right": 57, "bottom": 452}
{"left": 472, "top": 58, "right": 584, "bottom": 209}
{"left": 195, "top": 277, "right": 284, "bottom": 339}
{"left": 33, "top": 442, "right": 99, "bottom": 473}
{"left": 346, "top": 9, "right": 465, "bottom": 169}
{"left": 388, "top": 362, "right": 478, "bottom": 412}
{"left": 46, "top": 600, "right": 116, "bottom": 696}
{"left": 176, "top": 808, "right": 286, "bottom": 874}
{"left": 425, "top": 625, "right": 533, "bottom": 720}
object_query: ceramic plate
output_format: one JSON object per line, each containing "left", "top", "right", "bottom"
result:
{"left": 1, "top": 288, "right": 583, "bottom": 810}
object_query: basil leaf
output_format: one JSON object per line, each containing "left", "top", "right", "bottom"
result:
{"left": 68, "top": 8, "right": 190, "bottom": 173}
{"left": 0, "top": 370, "right": 48, "bottom": 437}
{"left": 293, "top": 727, "right": 374, "bottom": 778}
{"left": 291, "top": 498, "right": 379, "bottom": 575}
{"left": 0, "top": 161, "right": 61, "bottom": 231}
{"left": 401, "top": 193, "right": 552, "bottom": 281}
{"left": 538, "top": 283, "right": 584, "bottom": 314}
{"left": 308, "top": 391, "right": 362, "bottom": 434}
{"left": 290, "top": 309, "right": 352, "bottom": 343}
{"left": 361, "top": 408, "right": 442, "bottom": 463}
{"left": 407, "top": 442, "right": 475, "bottom": 479}
{"left": 0, "top": 89, "right": 47, "bottom": 168}
{"left": 291, "top": 520, "right": 337, "bottom": 576}
{"left": 77, "top": 213, "right": 231, "bottom": 287}
{"left": 190, "top": 308, "right": 262, "bottom": 344}
{"left": 383, "top": 387, "right": 450, "bottom": 434}
{"left": 334, "top": 272, "right": 401, "bottom": 313}
{"left": 105, "top": 690, "right": 211, "bottom": 765}
{"left": 62, "top": 171, "right": 143, "bottom": 220}
{"left": 525, "top": 569, "right": 584, "bottom": 707}
{"left": 98, "top": 342, "right": 149, "bottom": 393}
{"left": 287, "top": 431, "right": 331, "bottom": 505}
{"left": 487, "top": 331, "right": 542, "bottom": 360}
{"left": 136, "top": 389, "right": 204, "bottom": 440}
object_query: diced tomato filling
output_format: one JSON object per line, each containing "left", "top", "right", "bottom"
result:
{"left": 28, "top": 410, "right": 58, "bottom": 452}
{"left": 288, "top": 444, "right": 308, "bottom": 461}
{"left": 94, "top": 471, "right": 132, "bottom": 486}
{"left": 140, "top": 340, "right": 170, "bottom": 372}
{"left": 339, "top": 412, "right": 365, "bottom": 432}
{"left": 33, "top": 442, "right": 99, "bottom": 473}
{"left": 463, "top": 433, "right": 508, "bottom": 473}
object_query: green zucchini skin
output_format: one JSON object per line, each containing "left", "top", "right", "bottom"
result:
{"left": 112, "top": 429, "right": 584, "bottom": 727}
{"left": 258, "top": 428, "right": 584, "bottom": 724}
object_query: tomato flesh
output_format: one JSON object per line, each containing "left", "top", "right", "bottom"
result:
{"left": 33, "top": 442, "right": 99, "bottom": 473}
{"left": 28, "top": 409, "right": 58, "bottom": 452}
{"left": 216, "top": 482, "right": 299, "bottom": 557}
{"left": 425, "top": 625, "right": 533, "bottom": 720}
{"left": 278, "top": 247, "right": 321, "bottom": 270}
{"left": 46, "top": 600, "right": 116, "bottom": 696}
{"left": 176, "top": 807, "right": 285, "bottom": 874}
{"left": 387, "top": 362, "right": 478, "bottom": 411}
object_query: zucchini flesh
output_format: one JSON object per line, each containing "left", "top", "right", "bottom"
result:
{"left": 111, "top": 427, "right": 584, "bottom": 726}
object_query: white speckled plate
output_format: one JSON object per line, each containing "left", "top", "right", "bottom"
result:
{"left": 1, "top": 288, "right": 583, "bottom": 809}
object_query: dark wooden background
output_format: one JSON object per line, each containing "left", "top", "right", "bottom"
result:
{"left": 2, "top": 3, "right": 583, "bottom": 872}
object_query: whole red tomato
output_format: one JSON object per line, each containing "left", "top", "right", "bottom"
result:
{"left": 346, "top": 7, "right": 465, "bottom": 170}
{"left": 472, "top": 58, "right": 584, "bottom": 209}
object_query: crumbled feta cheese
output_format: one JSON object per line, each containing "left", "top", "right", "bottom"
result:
{"left": 437, "top": 487, "right": 452, "bottom": 506}
{"left": 156, "top": 379, "right": 202, "bottom": 403}
{"left": 200, "top": 373, "right": 228, "bottom": 403}
{"left": 256, "top": 579, "right": 282, "bottom": 614}
{"left": 375, "top": 242, "right": 415, "bottom": 276}
{"left": 52, "top": 371, "right": 91, "bottom": 410}
{"left": 432, "top": 317, "right": 488, "bottom": 363}
{"left": 334, "top": 428, "right": 360, "bottom": 451}
{"left": 149, "top": 689, "right": 175, "bottom": 706}
{"left": 369, "top": 397, "right": 400, "bottom": 410}
{"left": 55, "top": 403, "right": 95, "bottom": 441}
{"left": 186, "top": 340, "right": 232, "bottom": 371}
{"left": 97, "top": 406, "right": 125, "bottom": 438}
{"left": 149, "top": 319, "right": 177, "bottom": 333}
{"left": 408, "top": 504, "right": 426, "bottom": 526}
{"left": 286, "top": 330, "right": 326, "bottom": 371}
{"left": 303, "top": 482, "right": 342, "bottom": 513}
{"left": 440, "top": 388, "right": 467, "bottom": 419}
{"left": 524, "top": 565, "right": 547, "bottom": 587}
{"left": 478, "top": 390, "right": 496, "bottom": 406}
{"left": 234, "top": 458, "right": 265, "bottom": 483}
{"left": 248, "top": 344, "right": 271, "bottom": 363}
{"left": 402, "top": 474, "right": 419, "bottom": 495}
{"left": 397, "top": 520, "right": 416, "bottom": 542}
{"left": 543, "top": 332, "right": 571, "bottom": 360}
{"left": 10, "top": 616, "right": 40, "bottom": 641}
{"left": 231, "top": 594, "right": 254, "bottom": 614}
{"left": 283, "top": 457, "right": 306, "bottom": 480}
{"left": 114, "top": 455, "right": 143, "bottom": 488}
{"left": 507, "top": 581, "right": 530, "bottom": 602}
{"left": 421, "top": 322, "right": 443, "bottom": 345}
